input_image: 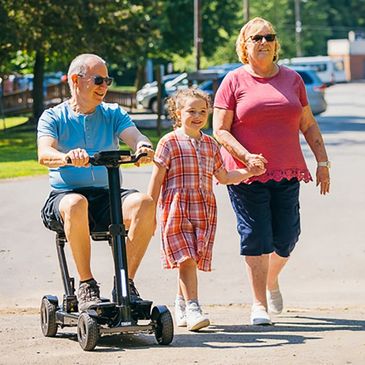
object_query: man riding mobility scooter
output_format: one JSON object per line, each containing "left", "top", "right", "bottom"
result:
{"left": 40, "top": 150, "right": 174, "bottom": 351}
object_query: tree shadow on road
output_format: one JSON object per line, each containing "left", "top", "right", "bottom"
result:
{"left": 51, "top": 314, "right": 365, "bottom": 351}
{"left": 301, "top": 115, "right": 365, "bottom": 156}
{"left": 317, "top": 115, "right": 365, "bottom": 134}
{"left": 176, "top": 314, "right": 364, "bottom": 349}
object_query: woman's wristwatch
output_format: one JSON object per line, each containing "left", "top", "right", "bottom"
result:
{"left": 317, "top": 161, "right": 331, "bottom": 168}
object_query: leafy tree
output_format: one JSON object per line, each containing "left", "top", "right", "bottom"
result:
{"left": 0, "top": 0, "right": 162, "bottom": 122}
{"left": 201, "top": 0, "right": 365, "bottom": 63}
{"left": 1, "top": 0, "right": 365, "bottom": 113}
{"left": 151, "top": 0, "right": 241, "bottom": 69}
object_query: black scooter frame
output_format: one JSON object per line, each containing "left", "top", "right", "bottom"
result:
{"left": 41, "top": 150, "right": 173, "bottom": 350}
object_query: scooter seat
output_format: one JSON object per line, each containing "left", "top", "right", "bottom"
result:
{"left": 88, "top": 301, "right": 115, "bottom": 310}
{"left": 91, "top": 232, "right": 110, "bottom": 241}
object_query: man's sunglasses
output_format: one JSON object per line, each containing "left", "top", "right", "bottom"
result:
{"left": 248, "top": 34, "right": 276, "bottom": 43}
{"left": 78, "top": 74, "right": 113, "bottom": 86}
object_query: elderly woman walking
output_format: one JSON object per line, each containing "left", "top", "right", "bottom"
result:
{"left": 213, "top": 17, "right": 331, "bottom": 325}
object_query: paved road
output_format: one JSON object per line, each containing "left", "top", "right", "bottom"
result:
{"left": 0, "top": 82, "right": 364, "bottom": 364}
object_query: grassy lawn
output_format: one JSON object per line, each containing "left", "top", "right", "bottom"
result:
{"left": 0, "top": 116, "right": 29, "bottom": 131}
{"left": 0, "top": 118, "right": 47, "bottom": 179}
{"left": 0, "top": 116, "right": 168, "bottom": 179}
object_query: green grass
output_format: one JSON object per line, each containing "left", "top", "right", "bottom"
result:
{"left": 0, "top": 116, "right": 29, "bottom": 131}
{"left": 0, "top": 119, "right": 48, "bottom": 178}
{"left": 0, "top": 116, "right": 169, "bottom": 179}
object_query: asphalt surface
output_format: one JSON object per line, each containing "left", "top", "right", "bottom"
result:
{"left": 0, "top": 82, "right": 364, "bottom": 364}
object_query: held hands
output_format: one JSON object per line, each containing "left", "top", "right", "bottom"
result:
{"left": 316, "top": 166, "right": 330, "bottom": 195}
{"left": 134, "top": 144, "right": 154, "bottom": 166}
{"left": 245, "top": 153, "right": 267, "bottom": 176}
{"left": 63, "top": 148, "right": 89, "bottom": 167}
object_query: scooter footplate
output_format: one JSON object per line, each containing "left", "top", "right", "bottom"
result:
{"left": 131, "top": 300, "right": 153, "bottom": 320}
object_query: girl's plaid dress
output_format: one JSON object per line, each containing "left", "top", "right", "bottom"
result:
{"left": 154, "top": 130, "right": 224, "bottom": 271}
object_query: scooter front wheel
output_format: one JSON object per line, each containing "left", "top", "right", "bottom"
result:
{"left": 77, "top": 312, "right": 99, "bottom": 351}
{"left": 153, "top": 306, "right": 174, "bottom": 345}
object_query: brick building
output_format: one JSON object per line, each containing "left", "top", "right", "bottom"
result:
{"left": 328, "top": 32, "right": 365, "bottom": 81}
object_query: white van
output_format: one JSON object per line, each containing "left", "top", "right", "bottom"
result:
{"left": 282, "top": 56, "right": 347, "bottom": 85}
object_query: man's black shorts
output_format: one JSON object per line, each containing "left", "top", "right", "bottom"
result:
{"left": 41, "top": 187, "right": 138, "bottom": 234}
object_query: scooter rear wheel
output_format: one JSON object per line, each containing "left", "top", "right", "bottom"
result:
{"left": 40, "top": 298, "right": 58, "bottom": 337}
{"left": 77, "top": 312, "right": 99, "bottom": 351}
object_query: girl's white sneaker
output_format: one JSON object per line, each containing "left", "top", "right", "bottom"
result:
{"left": 186, "top": 301, "right": 210, "bottom": 331}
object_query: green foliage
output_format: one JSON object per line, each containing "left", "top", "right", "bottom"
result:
{"left": 0, "top": 0, "right": 164, "bottom": 72}
{"left": 1, "top": 0, "right": 365, "bottom": 86}
{"left": 154, "top": 0, "right": 241, "bottom": 60}
{"left": 0, "top": 0, "right": 164, "bottom": 120}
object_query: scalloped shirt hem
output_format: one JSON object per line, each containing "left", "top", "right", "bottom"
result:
{"left": 247, "top": 169, "right": 312, "bottom": 184}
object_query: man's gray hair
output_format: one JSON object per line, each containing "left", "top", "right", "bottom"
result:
{"left": 67, "top": 53, "right": 106, "bottom": 91}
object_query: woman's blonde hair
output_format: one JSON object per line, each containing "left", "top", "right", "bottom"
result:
{"left": 166, "top": 88, "right": 212, "bottom": 129}
{"left": 235, "top": 17, "right": 280, "bottom": 64}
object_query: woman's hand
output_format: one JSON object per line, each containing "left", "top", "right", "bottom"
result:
{"left": 245, "top": 153, "right": 268, "bottom": 175}
{"left": 316, "top": 166, "right": 330, "bottom": 195}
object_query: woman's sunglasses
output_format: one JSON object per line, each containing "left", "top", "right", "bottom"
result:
{"left": 248, "top": 34, "right": 276, "bottom": 43}
{"left": 78, "top": 74, "right": 113, "bottom": 86}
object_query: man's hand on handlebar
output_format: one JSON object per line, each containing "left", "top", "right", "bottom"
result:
{"left": 134, "top": 144, "right": 154, "bottom": 166}
{"left": 64, "top": 148, "right": 90, "bottom": 167}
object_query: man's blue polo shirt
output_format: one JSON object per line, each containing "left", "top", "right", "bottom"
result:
{"left": 37, "top": 101, "right": 135, "bottom": 190}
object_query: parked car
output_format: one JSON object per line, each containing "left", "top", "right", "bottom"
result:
{"left": 136, "top": 64, "right": 240, "bottom": 113}
{"left": 137, "top": 63, "right": 326, "bottom": 116}
{"left": 207, "top": 63, "right": 242, "bottom": 71}
{"left": 136, "top": 72, "right": 188, "bottom": 113}
{"left": 280, "top": 56, "right": 346, "bottom": 85}
{"left": 287, "top": 66, "right": 327, "bottom": 115}
{"left": 14, "top": 71, "right": 64, "bottom": 92}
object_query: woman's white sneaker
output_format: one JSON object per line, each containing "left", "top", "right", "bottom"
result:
{"left": 267, "top": 288, "right": 283, "bottom": 314}
{"left": 186, "top": 301, "right": 210, "bottom": 331}
{"left": 250, "top": 304, "right": 272, "bottom": 325}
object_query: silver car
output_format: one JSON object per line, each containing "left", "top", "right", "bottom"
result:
{"left": 136, "top": 72, "right": 188, "bottom": 113}
{"left": 287, "top": 66, "right": 327, "bottom": 115}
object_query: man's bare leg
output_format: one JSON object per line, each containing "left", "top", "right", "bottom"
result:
{"left": 59, "top": 194, "right": 93, "bottom": 281}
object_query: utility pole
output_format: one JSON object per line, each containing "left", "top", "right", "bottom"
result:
{"left": 194, "top": 0, "right": 202, "bottom": 71}
{"left": 243, "top": 0, "right": 250, "bottom": 22}
{"left": 295, "top": 0, "right": 302, "bottom": 56}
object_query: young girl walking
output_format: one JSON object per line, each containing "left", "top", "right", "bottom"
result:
{"left": 148, "top": 88, "right": 266, "bottom": 331}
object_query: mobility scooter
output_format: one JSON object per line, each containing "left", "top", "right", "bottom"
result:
{"left": 40, "top": 150, "right": 174, "bottom": 351}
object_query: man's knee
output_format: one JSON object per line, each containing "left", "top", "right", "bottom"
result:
{"left": 59, "top": 194, "right": 88, "bottom": 219}
{"left": 126, "top": 193, "right": 154, "bottom": 216}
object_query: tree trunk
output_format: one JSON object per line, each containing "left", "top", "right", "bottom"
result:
{"left": 31, "top": 50, "right": 45, "bottom": 124}
{"left": 134, "top": 62, "right": 146, "bottom": 91}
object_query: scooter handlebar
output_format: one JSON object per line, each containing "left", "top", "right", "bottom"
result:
{"left": 65, "top": 150, "right": 148, "bottom": 166}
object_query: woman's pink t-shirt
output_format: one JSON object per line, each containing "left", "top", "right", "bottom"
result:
{"left": 214, "top": 65, "right": 312, "bottom": 183}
